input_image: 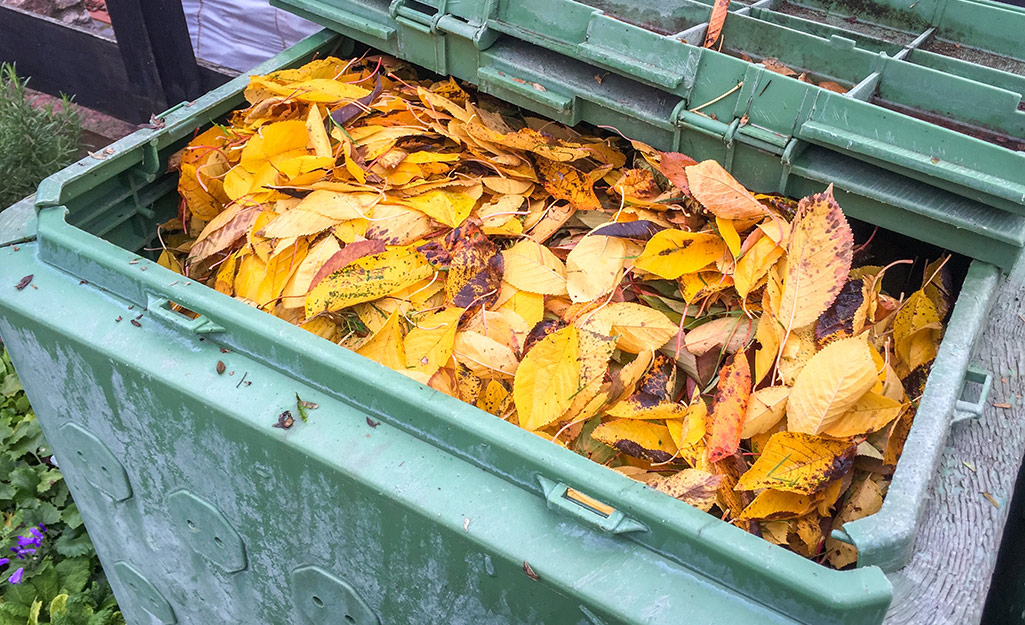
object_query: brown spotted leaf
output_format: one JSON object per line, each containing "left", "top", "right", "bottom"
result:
{"left": 777, "top": 186, "right": 853, "bottom": 332}
{"left": 592, "top": 419, "right": 678, "bottom": 463}
{"left": 652, "top": 469, "right": 723, "bottom": 512}
{"left": 737, "top": 431, "right": 855, "bottom": 495}
{"left": 309, "top": 240, "right": 387, "bottom": 291}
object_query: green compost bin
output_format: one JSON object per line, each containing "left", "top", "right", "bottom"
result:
{"left": 0, "top": 21, "right": 1010, "bottom": 625}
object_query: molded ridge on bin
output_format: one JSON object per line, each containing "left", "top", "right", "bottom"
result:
{"left": 0, "top": 26, "right": 1006, "bottom": 625}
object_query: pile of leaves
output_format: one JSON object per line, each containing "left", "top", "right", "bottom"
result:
{"left": 0, "top": 349, "right": 123, "bottom": 624}
{"left": 161, "top": 56, "right": 951, "bottom": 567}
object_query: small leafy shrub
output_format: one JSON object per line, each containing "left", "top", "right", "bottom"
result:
{"left": 0, "top": 63, "right": 82, "bottom": 207}
{"left": 0, "top": 350, "right": 123, "bottom": 625}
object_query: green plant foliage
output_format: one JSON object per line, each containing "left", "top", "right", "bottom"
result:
{"left": 0, "top": 350, "right": 122, "bottom": 625}
{"left": 0, "top": 63, "right": 82, "bottom": 207}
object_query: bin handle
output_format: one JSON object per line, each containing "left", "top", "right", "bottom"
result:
{"left": 147, "top": 294, "right": 225, "bottom": 335}
{"left": 951, "top": 364, "right": 993, "bottom": 424}
{"left": 536, "top": 476, "right": 648, "bottom": 535}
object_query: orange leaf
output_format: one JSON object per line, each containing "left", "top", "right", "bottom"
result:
{"left": 685, "top": 160, "right": 766, "bottom": 220}
{"left": 707, "top": 350, "right": 752, "bottom": 462}
{"left": 704, "top": 0, "right": 730, "bottom": 48}
{"left": 536, "top": 157, "right": 603, "bottom": 211}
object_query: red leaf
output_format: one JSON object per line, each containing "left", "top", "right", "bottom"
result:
{"left": 656, "top": 151, "right": 698, "bottom": 195}
{"left": 310, "top": 240, "right": 386, "bottom": 290}
{"left": 706, "top": 349, "right": 752, "bottom": 462}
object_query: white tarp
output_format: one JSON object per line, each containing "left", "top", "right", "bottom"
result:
{"left": 180, "top": 0, "right": 320, "bottom": 72}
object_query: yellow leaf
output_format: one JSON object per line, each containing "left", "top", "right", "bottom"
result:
{"left": 739, "top": 489, "right": 818, "bottom": 520}
{"left": 592, "top": 302, "right": 678, "bottom": 353}
{"left": 737, "top": 431, "right": 855, "bottom": 494}
{"left": 502, "top": 239, "right": 568, "bottom": 295}
{"left": 261, "top": 191, "right": 377, "bottom": 238}
{"left": 223, "top": 120, "right": 310, "bottom": 199}
{"left": 281, "top": 236, "right": 342, "bottom": 308}
{"left": 248, "top": 76, "right": 370, "bottom": 103}
{"left": 233, "top": 252, "right": 267, "bottom": 303}
{"left": 634, "top": 230, "right": 725, "bottom": 279}
{"left": 716, "top": 216, "right": 741, "bottom": 259}
{"left": 496, "top": 282, "right": 545, "bottom": 328}
{"left": 566, "top": 235, "right": 626, "bottom": 303}
{"left": 777, "top": 186, "right": 853, "bottom": 331}
{"left": 357, "top": 310, "right": 407, "bottom": 371}
{"left": 777, "top": 324, "right": 817, "bottom": 386}
{"left": 305, "top": 246, "right": 433, "bottom": 316}
{"left": 754, "top": 313, "right": 781, "bottom": 385}
{"left": 669, "top": 399, "right": 708, "bottom": 466}
{"left": 453, "top": 330, "right": 519, "bottom": 379}
{"left": 536, "top": 158, "right": 604, "bottom": 210}
{"left": 477, "top": 379, "right": 513, "bottom": 416}
{"left": 404, "top": 307, "right": 465, "bottom": 376}
{"left": 741, "top": 385, "right": 789, "bottom": 439}
{"left": 592, "top": 419, "right": 679, "bottom": 463}
{"left": 214, "top": 251, "right": 238, "bottom": 295}
{"left": 787, "top": 335, "right": 878, "bottom": 434}
{"left": 513, "top": 325, "right": 580, "bottom": 431}
{"left": 678, "top": 271, "right": 734, "bottom": 304}
{"left": 157, "top": 250, "right": 185, "bottom": 275}
{"left": 734, "top": 235, "right": 784, "bottom": 299}
{"left": 652, "top": 469, "right": 723, "bottom": 512}
{"left": 819, "top": 391, "right": 904, "bottom": 438}
{"left": 401, "top": 188, "right": 477, "bottom": 228}
{"left": 365, "top": 203, "right": 433, "bottom": 245}
{"left": 189, "top": 202, "right": 262, "bottom": 264}
{"left": 305, "top": 104, "right": 333, "bottom": 158}
{"left": 685, "top": 160, "right": 766, "bottom": 220}
{"left": 893, "top": 289, "right": 941, "bottom": 371}
{"left": 256, "top": 238, "right": 308, "bottom": 307}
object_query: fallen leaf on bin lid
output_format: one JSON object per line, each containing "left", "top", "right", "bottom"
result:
{"left": 14, "top": 275, "right": 32, "bottom": 290}
{"left": 273, "top": 411, "right": 295, "bottom": 429}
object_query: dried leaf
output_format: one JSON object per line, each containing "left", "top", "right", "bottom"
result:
{"left": 514, "top": 325, "right": 581, "bottom": 431}
{"left": 707, "top": 350, "right": 752, "bottom": 462}
{"left": 591, "top": 302, "right": 678, "bottom": 353}
{"left": 819, "top": 391, "right": 903, "bottom": 439}
{"left": 634, "top": 230, "right": 725, "bottom": 279}
{"left": 566, "top": 235, "right": 627, "bottom": 302}
{"left": 684, "top": 316, "right": 757, "bottom": 356}
{"left": 686, "top": 160, "right": 766, "bottom": 220}
{"left": 592, "top": 419, "right": 679, "bottom": 463}
{"left": 404, "top": 307, "right": 465, "bottom": 377}
{"left": 305, "top": 246, "right": 433, "bottom": 316}
{"left": 652, "top": 469, "right": 723, "bottom": 511}
{"left": 777, "top": 186, "right": 853, "bottom": 331}
{"left": 737, "top": 431, "right": 856, "bottom": 494}
{"left": 741, "top": 385, "right": 790, "bottom": 439}
{"left": 704, "top": 0, "right": 730, "bottom": 48}
{"left": 502, "top": 239, "right": 568, "bottom": 295}
{"left": 740, "top": 489, "right": 818, "bottom": 521}
{"left": 787, "top": 336, "right": 878, "bottom": 435}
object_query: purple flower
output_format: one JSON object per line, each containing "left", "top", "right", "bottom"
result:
{"left": 37, "top": 524, "right": 46, "bottom": 534}
{"left": 8, "top": 568, "right": 23, "bottom": 584}
{"left": 29, "top": 528, "right": 43, "bottom": 540}
{"left": 10, "top": 547, "right": 35, "bottom": 559}
{"left": 0, "top": 558, "right": 8, "bottom": 567}
{"left": 17, "top": 535, "right": 40, "bottom": 548}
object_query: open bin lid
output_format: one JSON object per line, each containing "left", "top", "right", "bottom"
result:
{"left": 272, "top": 0, "right": 1025, "bottom": 270}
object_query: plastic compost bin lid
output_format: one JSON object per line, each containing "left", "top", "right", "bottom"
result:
{"left": 272, "top": 0, "right": 1025, "bottom": 270}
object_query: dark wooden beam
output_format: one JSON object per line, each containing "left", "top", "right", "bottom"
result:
{"left": 0, "top": 5, "right": 232, "bottom": 124}
{"left": 104, "top": 0, "right": 206, "bottom": 109}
